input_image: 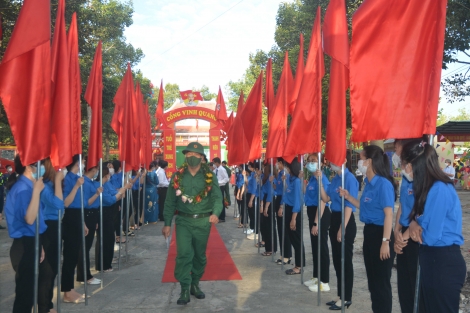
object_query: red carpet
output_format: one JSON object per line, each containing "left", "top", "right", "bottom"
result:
{"left": 161, "top": 224, "right": 242, "bottom": 283}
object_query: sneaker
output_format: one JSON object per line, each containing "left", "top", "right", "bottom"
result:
{"left": 308, "top": 282, "right": 330, "bottom": 292}
{"left": 246, "top": 229, "right": 254, "bottom": 235}
{"left": 247, "top": 233, "right": 255, "bottom": 240}
{"left": 81, "top": 277, "right": 101, "bottom": 285}
{"left": 304, "top": 277, "right": 318, "bottom": 287}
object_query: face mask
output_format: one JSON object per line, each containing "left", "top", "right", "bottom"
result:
{"left": 92, "top": 171, "right": 99, "bottom": 180}
{"left": 62, "top": 168, "right": 68, "bottom": 177}
{"left": 109, "top": 168, "right": 115, "bottom": 176}
{"left": 7, "top": 168, "right": 12, "bottom": 173}
{"left": 330, "top": 164, "right": 341, "bottom": 173}
{"left": 186, "top": 156, "right": 202, "bottom": 167}
{"left": 392, "top": 153, "right": 401, "bottom": 169}
{"left": 402, "top": 165, "right": 413, "bottom": 182}
{"left": 275, "top": 163, "right": 280, "bottom": 170}
{"left": 357, "top": 160, "right": 368, "bottom": 176}
{"left": 235, "top": 168, "right": 239, "bottom": 173}
{"left": 306, "top": 162, "right": 318, "bottom": 173}
{"left": 32, "top": 165, "right": 45, "bottom": 179}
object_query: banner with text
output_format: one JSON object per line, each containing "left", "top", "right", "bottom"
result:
{"left": 163, "top": 128, "right": 176, "bottom": 178}
{"left": 209, "top": 129, "right": 221, "bottom": 161}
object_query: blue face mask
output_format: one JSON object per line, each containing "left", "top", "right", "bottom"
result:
{"left": 306, "top": 162, "right": 318, "bottom": 173}
{"left": 32, "top": 165, "right": 45, "bottom": 179}
{"left": 92, "top": 171, "right": 99, "bottom": 180}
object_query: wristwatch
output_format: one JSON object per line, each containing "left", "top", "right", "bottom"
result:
{"left": 313, "top": 223, "right": 317, "bottom": 226}
{"left": 382, "top": 238, "right": 390, "bottom": 242}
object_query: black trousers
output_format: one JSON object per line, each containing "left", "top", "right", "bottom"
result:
{"left": 61, "top": 208, "right": 84, "bottom": 291}
{"left": 114, "top": 196, "right": 130, "bottom": 235}
{"left": 419, "top": 245, "right": 466, "bottom": 313}
{"left": 397, "top": 227, "right": 423, "bottom": 313}
{"left": 356, "top": 176, "right": 363, "bottom": 191}
{"left": 274, "top": 195, "right": 292, "bottom": 258}
{"left": 234, "top": 187, "right": 246, "bottom": 224}
{"left": 158, "top": 187, "right": 168, "bottom": 222}
{"left": 77, "top": 209, "right": 99, "bottom": 282}
{"left": 284, "top": 204, "right": 305, "bottom": 267}
{"left": 132, "top": 189, "right": 143, "bottom": 225}
{"left": 43, "top": 220, "right": 60, "bottom": 310}
{"left": 330, "top": 211, "right": 356, "bottom": 301}
{"left": 363, "top": 224, "right": 395, "bottom": 313}
{"left": 307, "top": 205, "right": 331, "bottom": 283}
{"left": 218, "top": 185, "right": 226, "bottom": 221}
{"left": 10, "top": 236, "right": 53, "bottom": 313}
{"left": 95, "top": 206, "right": 116, "bottom": 271}
{"left": 247, "top": 193, "right": 258, "bottom": 232}
{"left": 262, "top": 195, "right": 277, "bottom": 253}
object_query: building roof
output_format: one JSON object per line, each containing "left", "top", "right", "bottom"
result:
{"left": 436, "top": 121, "right": 470, "bottom": 135}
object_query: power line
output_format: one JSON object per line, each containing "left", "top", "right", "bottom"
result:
{"left": 442, "top": 64, "right": 470, "bottom": 78}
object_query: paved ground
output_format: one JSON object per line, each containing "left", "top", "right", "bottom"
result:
{"left": 1, "top": 186, "right": 470, "bottom": 313}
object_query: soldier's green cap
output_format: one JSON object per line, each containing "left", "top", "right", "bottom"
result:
{"left": 182, "top": 142, "right": 205, "bottom": 155}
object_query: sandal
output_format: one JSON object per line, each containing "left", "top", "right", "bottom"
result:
{"left": 237, "top": 224, "right": 243, "bottom": 228}
{"left": 285, "top": 267, "right": 302, "bottom": 275}
{"left": 255, "top": 242, "right": 265, "bottom": 248}
{"left": 261, "top": 252, "right": 272, "bottom": 256}
{"left": 115, "top": 237, "right": 126, "bottom": 243}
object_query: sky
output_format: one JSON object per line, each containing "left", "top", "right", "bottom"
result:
{"left": 125, "top": 0, "right": 469, "bottom": 116}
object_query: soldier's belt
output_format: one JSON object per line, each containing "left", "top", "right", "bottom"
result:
{"left": 177, "top": 212, "right": 212, "bottom": 219}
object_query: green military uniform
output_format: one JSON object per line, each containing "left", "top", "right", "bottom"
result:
{"left": 163, "top": 143, "right": 222, "bottom": 304}
{"left": 223, "top": 165, "right": 232, "bottom": 206}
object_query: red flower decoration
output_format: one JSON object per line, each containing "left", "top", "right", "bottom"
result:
{"left": 174, "top": 182, "right": 179, "bottom": 189}
{"left": 195, "top": 195, "right": 202, "bottom": 203}
{"left": 206, "top": 186, "right": 212, "bottom": 192}
{"left": 179, "top": 168, "right": 184, "bottom": 174}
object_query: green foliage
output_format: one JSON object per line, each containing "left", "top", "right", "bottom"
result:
{"left": 437, "top": 107, "right": 470, "bottom": 126}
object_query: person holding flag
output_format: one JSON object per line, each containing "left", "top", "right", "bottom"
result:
{"left": 260, "top": 163, "right": 276, "bottom": 256}
{"left": 273, "top": 158, "right": 291, "bottom": 265}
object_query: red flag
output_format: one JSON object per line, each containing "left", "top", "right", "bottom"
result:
{"left": 266, "top": 52, "right": 293, "bottom": 159}
{"left": 289, "top": 34, "right": 305, "bottom": 115}
{"left": 180, "top": 90, "right": 203, "bottom": 106}
{"left": 68, "top": 13, "right": 82, "bottom": 158}
{"left": 350, "top": 0, "right": 447, "bottom": 141}
{"left": 241, "top": 72, "right": 263, "bottom": 161}
{"left": 265, "top": 58, "right": 275, "bottom": 114}
{"left": 223, "top": 112, "right": 234, "bottom": 135}
{"left": 0, "top": 0, "right": 51, "bottom": 166}
{"left": 227, "top": 92, "right": 248, "bottom": 165}
{"left": 155, "top": 80, "right": 165, "bottom": 129}
{"left": 85, "top": 41, "right": 103, "bottom": 170}
{"left": 215, "top": 86, "right": 228, "bottom": 124}
{"left": 283, "top": 7, "right": 324, "bottom": 163}
{"left": 134, "top": 82, "right": 143, "bottom": 167}
{"left": 324, "top": 0, "right": 349, "bottom": 167}
{"left": 112, "top": 63, "right": 137, "bottom": 171}
{"left": 50, "top": 0, "right": 72, "bottom": 168}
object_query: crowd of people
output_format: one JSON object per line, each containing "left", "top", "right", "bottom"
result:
{"left": 0, "top": 138, "right": 467, "bottom": 313}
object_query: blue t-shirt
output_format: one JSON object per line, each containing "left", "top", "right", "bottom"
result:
{"left": 273, "top": 170, "right": 285, "bottom": 196}
{"left": 83, "top": 176, "right": 99, "bottom": 209}
{"left": 63, "top": 172, "right": 82, "bottom": 209}
{"left": 41, "top": 181, "right": 64, "bottom": 221}
{"left": 5, "top": 175, "right": 47, "bottom": 238}
{"left": 109, "top": 172, "right": 123, "bottom": 189}
{"left": 131, "top": 175, "right": 141, "bottom": 191}
{"left": 260, "top": 175, "right": 273, "bottom": 202}
{"left": 247, "top": 172, "right": 257, "bottom": 195}
{"left": 417, "top": 181, "right": 464, "bottom": 246}
{"left": 359, "top": 175, "right": 395, "bottom": 225}
{"left": 399, "top": 176, "right": 414, "bottom": 227}
{"left": 327, "top": 168, "right": 358, "bottom": 213}
{"left": 282, "top": 175, "right": 301, "bottom": 213}
{"left": 89, "top": 181, "right": 117, "bottom": 207}
{"left": 235, "top": 173, "right": 244, "bottom": 189}
{"left": 305, "top": 173, "right": 330, "bottom": 207}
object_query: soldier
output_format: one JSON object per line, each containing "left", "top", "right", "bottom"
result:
{"left": 162, "top": 142, "right": 222, "bottom": 305}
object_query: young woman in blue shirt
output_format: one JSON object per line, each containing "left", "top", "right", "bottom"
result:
{"left": 260, "top": 163, "right": 276, "bottom": 256}
{"left": 234, "top": 165, "right": 246, "bottom": 228}
{"left": 273, "top": 158, "right": 292, "bottom": 265}
{"left": 318, "top": 159, "right": 358, "bottom": 310}
{"left": 340, "top": 145, "right": 397, "bottom": 313}
{"left": 304, "top": 154, "right": 331, "bottom": 292}
{"left": 246, "top": 162, "right": 260, "bottom": 240}
{"left": 281, "top": 158, "right": 305, "bottom": 275}
{"left": 5, "top": 155, "right": 52, "bottom": 313}
{"left": 402, "top": 141, "right": 466, "bottom": 313}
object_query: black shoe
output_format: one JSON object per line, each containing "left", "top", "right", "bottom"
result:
{"left": 219, "top": 220, "right": 225, "bottom": 223}
{"left": 276, "top": 258, "right": 291, "bottom": 265}
{"left": 0, "top": 225, "right": 6, "bottom": 230}
{"left": 326, "top": 300, "right": 336, "bottom": 306}
{"left": 190, "top": 284, "right": 205, "bottom": 299}
{"left": 177, "top": 290, "right": 190, "bottom": 305}
{"left": 329, "top": 301, "right": 352, "bottom": 310}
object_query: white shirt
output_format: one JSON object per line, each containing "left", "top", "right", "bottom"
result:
{"left": 214, "top": 165, "right": 229, "bottom": 186}
{"left": 155, "top": 167, "right": 169, "bottom": 187}
{"left": 444, "top": 165, "right": 455, "bottom": 180}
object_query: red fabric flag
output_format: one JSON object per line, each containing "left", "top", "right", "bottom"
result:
{"left": 0, "top": 0, "right": 51, "bottom": 166}
{"left": 283, "top": 7, "right": 324, "bottom": 163}
{"left": 180, "top": 90, "right": 203, "bottom": 106}
{"left": 50, "top": 0, "right": 72, "bottom": 168}
{"left": 350, "top": 0, "right": 447, "bottom": 141}
{"left": 227, "top": 92, "right": 248, "bottom": 165}
{"left": 68, "top": 13, "right": 82, "bottom": 158}
{"left": 265, "top": 58, "right": 275, "bottom": 114}
{"left": 112, "top": 63, "right": 137, "bottom": 171}
{"left": 85, "top": 41, "right": 103, "bottom": 170}
{"left": 215, "top": 86, "right": 228, "bottom": 124}
{"left": 324, "top": 0, "right": 349, "bottom": 167}
{"left": 266, "top": 52, "right": 293, "bottom": 159}
{"left": 155, "top": 80, "right": 165, "bottom": 129}
{"left": 223, "top": 112, "right": 234, "bottom": 135}
{"left": 134, "top": 82, "right": 143, "bottom": 167}
{"left": 289, "top": 34, "right": 305, "bottom": 115}
{"left": 241, "top": 72, "right": 263, "bottom": 162}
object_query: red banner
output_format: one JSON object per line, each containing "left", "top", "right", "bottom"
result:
{"left": 163, "top": 128, "right": 176, "bottom": 179}
{"left": 209, "top": 129, "right": 221, "bottom": 161}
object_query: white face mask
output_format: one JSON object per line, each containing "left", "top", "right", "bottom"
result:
{"left": 109, "top": 168, "right": 115, "bottom": 176}
{"left": 357, "top": 160, "right": 368, "bottom": 176}
{"left": 330, "top": 163, "right": 341, "bottom": 173}
{"left": 7, "top": 167, "right": 12, "bottom": 173}
{"left": 402, "top": 164, "right": 413, "bottom": 182}
{"left": 62, "top": 168, "right": 68, "bottom": 177}
{"left": 392, "top": 153, "right": 401, "bottom": 169}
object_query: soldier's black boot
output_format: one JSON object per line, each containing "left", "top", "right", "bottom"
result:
{"left": 190, "top": 284, "right": 205, "bottom": 299}
{"left": 177, "top": 289, "right": 190, "bottom": 305}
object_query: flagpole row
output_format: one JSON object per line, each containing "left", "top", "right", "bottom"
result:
{"left": 317, "top": 152, "right": 322, "bottom": 306}
{"left": 33, "top": 161, "right": 41, "bottom": 313}
{"left": 78, "top": 154, "right": 88, "bottom": 305}
{"left": 99, "top": 158, "right": 104, "bottom": 288}
{"left": 118, "top": 161, "right": 125, "bottom": 270}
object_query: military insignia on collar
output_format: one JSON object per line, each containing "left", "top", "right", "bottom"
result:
{"left": 194, "top": 144, "right": 198, "bottom": 148}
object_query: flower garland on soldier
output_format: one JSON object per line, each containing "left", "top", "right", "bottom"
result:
{"left": 172, "top": 162, "right": 213, "bottom": 204}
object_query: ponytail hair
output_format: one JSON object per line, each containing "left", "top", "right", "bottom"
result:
{"left": 401, "top": 140, "right": 451, "bottom": 221}
{"left": 6, "top": 155, "right": 26, "bottom": 190}
{"left": 66, "top": 154, "right": 80, "bottom": 172}
{"left": 363, "top": 145, "right": 397, "bottom": 201}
